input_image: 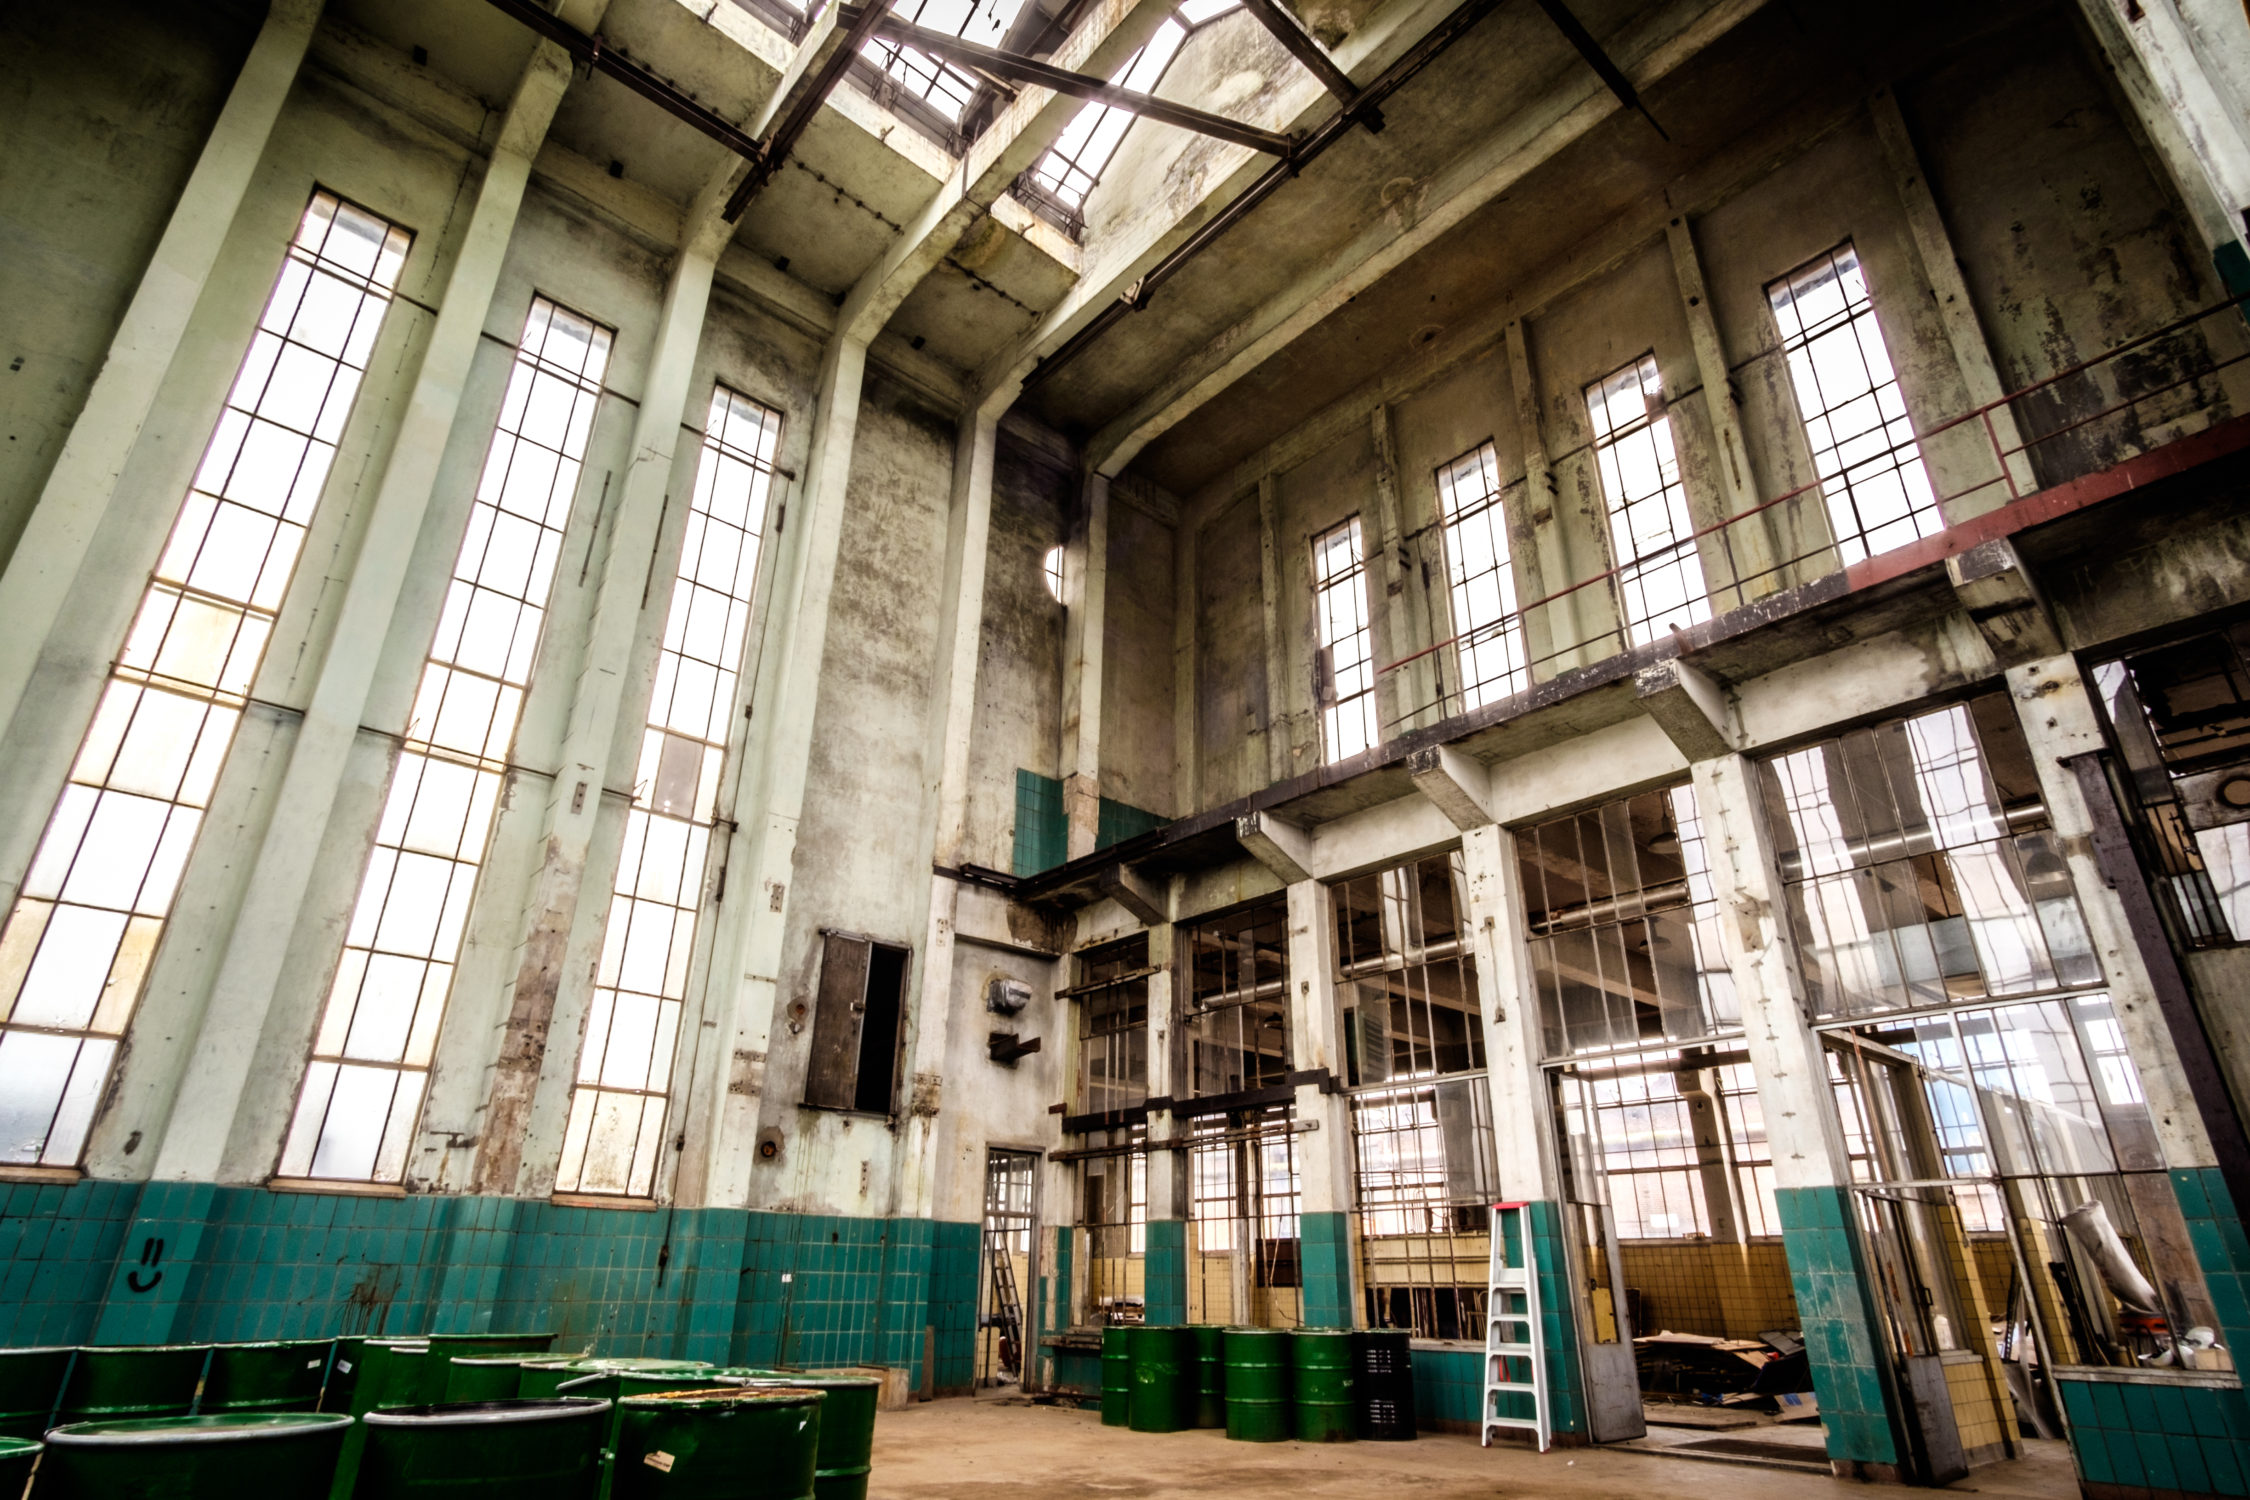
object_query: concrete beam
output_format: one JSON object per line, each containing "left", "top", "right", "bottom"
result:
{"left": 1945, "top": 537, "right": 2063, "bottom": 665}
{"left": 1236, "top": 809, "right": 1315, "bottom": 885}
{"left": 1665, "top": 214, "right": 1781, "bottom": 600}
{"left": 1061, "top": 471, "right": 1110, "bottom": 859}
{"left": 1096, "top": 862, "right": 1171, "bottom": 926}
{"left": 1082, "top": 0, "right": 1769, "bottom": 475}
{"left": 1406, "top": 743, "right": 1496, "bottom": 830}
{"left": 1634, "top": 656, "right": 1738, "bottom": 763}
{"left": 0, "top": 0, "right": 323, "bottom": 742}
{"left": 1257, "top": 474, "right": 1289, "bottom": 785}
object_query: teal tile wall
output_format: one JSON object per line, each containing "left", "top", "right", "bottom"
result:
{"left": 1013, "top": 770, "right": 1066, "bottom": 876}
{"left": 2176, "top": 1168, "right": 2250, "bottom": 1358}
{"left": 1301, "top": 1212, "right": 1353, "bottom": 1330}
{"left": 929, "top": 1221, "right": 980, "bottom": 1394}
{"left": 1095, "top": 798, "right": 1166, "bottom": 851}
{"left": 1144, "top": 1219, "right": 1186, "bottom": 1325}
{"left": 0, "top": 1180, "right": 975, "bottom": 1390}
{"left": 1053, "top": 1348, "right": 1101, "bottom": 1397}
{"left": 1775, "top": 1185, "right": 1900, "bottom": 1466}
{"left": 1412, "top": 1346, "right": 1482, "bottom": 1431}
{"left": 2061, "top": 1375, "right": 2250, "bottom": 1497}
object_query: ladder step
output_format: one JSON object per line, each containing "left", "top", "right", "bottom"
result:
{"left": 1487, "top": 1346, "right": 1536, "bottom": 1359}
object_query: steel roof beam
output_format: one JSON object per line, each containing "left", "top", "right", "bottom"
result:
{"left": 1236, "top": 0, "right": 1384, "bottom": 129}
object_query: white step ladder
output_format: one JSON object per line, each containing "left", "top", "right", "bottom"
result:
{"left": 1481, "top": 1200, "right": 1551, "bottom": 1452}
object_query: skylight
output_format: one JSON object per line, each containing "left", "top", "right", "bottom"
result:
{"left": 1026, "top": 0, "right": 1242, "bottom": 210}
{"left": 863, "top": 0, "right": 1034, "bottom": 122}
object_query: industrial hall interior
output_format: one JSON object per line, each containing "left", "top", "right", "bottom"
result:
{"left": 8, "top": 0, "right": 2250, "bottom": 1494}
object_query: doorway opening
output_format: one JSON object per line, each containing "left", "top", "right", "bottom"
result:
{"left": 977, "top": 1148, "right": 1039, "bottom": 1391}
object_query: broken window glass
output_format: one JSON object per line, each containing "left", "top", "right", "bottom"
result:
{"left": 1434, "top": 440, "right": 1529, "bottom": 709}
{"left": 1586, "top": 354, "right": 1710, "bottom": 645}
{"left": 1311, "top": 514, "right": 1378, "bottom": 763}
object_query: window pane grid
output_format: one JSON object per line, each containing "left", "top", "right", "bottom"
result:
{"left": 280, "top": 295, "right": 612, "bottom": 1185}
{"left": 863, "top": 0, "right": 1032, "bottom": 122}
{"left": 1026, "top": 21, "right": 1187, "bottom": 210}
{"left": 1587, "top": 355, "right": 1710, "bottom": 646}
{"left": 556, "top": 387, "right": 780, "bottom": 1197}
{"left": 0, "top": 190, "right": 410, "bottom": 1168}
{"left": 1768, "top": 243, "right": 1942, "bottom": 565}
{"left": 1312, "top": 515, "right": 1378, "bottom": 763}
{"left": 1435, "top": 441, "right": 1528, "bottom": 710}
{"left": 1350, "top": 1077, "right": 1494, "bottom": 1338}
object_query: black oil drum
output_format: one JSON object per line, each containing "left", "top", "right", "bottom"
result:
{"left": 1352, "top": 1329, "right": 1416, "bottom": 1441}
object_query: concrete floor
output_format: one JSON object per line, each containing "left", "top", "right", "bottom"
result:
{"left": 867, "top": 1399, "right": 2081, "bottom": 1500}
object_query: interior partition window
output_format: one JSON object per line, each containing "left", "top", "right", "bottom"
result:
{"left": 1072, "top": 935, "right": 1148, "bottom": 1116}
{"left": 554, "top": 385, "right": 780, "bottom": 1197}
{"left": 1586, "top": 355, "right": 1709, "bottom": 645}
{"left": 1767, "top": 243, "right": 1941, "bottom": 565}
{"left": 1517, "top": 783, "right": 1735, "bottom": 1059}
{"left": 1187, "top": 1105, "right": 1303, "bottom": 1327}
{"left": 1761, "top": 692, "right": 2230, "bottom": 1374}
{"left": 280, "top": 296, "right": 612, "bottom": 1184}
{"left": 0, "top": 191, "right": 411, "bottom": 1168}
{"left": 2090, "top": 626, "right": 2250, "bottom": 945}
{"left": 1332, "top": 851, "right": 1494, "bottom": 1337}
{"left": 1180, "top": 898, "right": 1289, "bottom": 1097}
{"left": 1079, "top": 1129, "right": 1147, "bottom": 1323}
{"left": 1434, "top": 440, "right": 1529, "bottom": 709}
{"left": 1311, "top": 516, "right": 1379, "bottom": 763}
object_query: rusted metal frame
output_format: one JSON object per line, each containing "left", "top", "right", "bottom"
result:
{"left": 724, "top": 0, "right": 897, "bottom": 220}
{"left": 837, "top": 5, "right": 1298, "bottom": 157}
{"left": 1531, "top": 0, "right": 1667, "bottom": 141}
{"left": 479, "top": 0, "right": 766, "bottom": 159}
{"left": 2065, "top": 752, "right": 2250, "bottom": 1243}
{"left": 1024, "top": 0, "right": 1511, "bottom": 388}
{"left": 1235, "top": 0, "right": 1383, "bottom": 129}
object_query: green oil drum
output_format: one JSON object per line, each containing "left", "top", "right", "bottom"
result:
{"left": 38, "top": 1412, "right": 350, "bottom": 1499}
{"left": 1221, "top": 1328, "right": 1290, "bottom": 1443}
{"left": 541, "top": 1365, "right": 732, "bottom": 1500}
{"left": 1128, "top": 1325, "right": 1192, "bottom": 1434}
{"left": 1190, "top": 1325, "right": 1226, "bottom": 1429}
{"left": 356, "top": 1398, "right": 610, "bottom": 1500}
{"left": 0, "top": 1436, "right": 41, "bottom": 1493}
{"left": 321, "top": 1339, "right": 365, "bottom": 1414}
{"left": 0, "top": 1346, "right": 72, "bottom": 1439}
{"left": 1289, "top": 1330, "right": 1356, "bottom": 1444}
{"left": 727, "top": 1374, "right": 879, "bottom": 1500}
{"left": 200, "top": 1341, "right": 333, "bottom": 1414}
{"left": 55, "top": 1345, "right": 208, "bottom": 1425}
{"left": 326, "top": 1340, "right": 433, "bottom": 1500}
{"left": 442, "top": 1356, "right": 529, "bottom": 1404}
{"left": 1099, "top": 1327, "right": 1130, "bottom": 1428}
{"left": 610, "top": 1388, "right": 825, "bottom": 1499}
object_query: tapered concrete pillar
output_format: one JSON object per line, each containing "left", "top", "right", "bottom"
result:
{"left": 0, "top": 0, "right": 323, "bottom": 744}
{"left": 700, "top": 329, "right": 870, "bottom": 1205}
{"left": 470, "top": 162, "right": 749, "bottom": 1195}
{"left": 143, "top": 43, "right": 577, "bottom": 1185}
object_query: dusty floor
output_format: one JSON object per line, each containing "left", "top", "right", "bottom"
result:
{"left": 866, "top": 1397, "right": 2080, "bottom": 1499}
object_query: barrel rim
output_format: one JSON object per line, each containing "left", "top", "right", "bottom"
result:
{"left": 0, "top": 1346, "right": 75, "bottom": 1358}
{"left": 69, "top": 1343, "right": 211, "bottom": 1356}
{"left": 362, "top": 1397, "right": 611, "bottom": 1427}
{"left": 44, "top": 1412, "right": 353, "bottom": 1447}
{"left": 724, "top": 1375, "right": 879, "bottom": 1391}
{"left": 618, "top": 1388, "right": 826, "bottom": 1408}
{"left": 208, "top": 1339, "right": 335, "bottom": 1354}
{"left": 445, "top": 1354, "right": 534, "bottom": 1367}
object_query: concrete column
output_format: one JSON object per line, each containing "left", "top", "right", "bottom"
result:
{"left": 1690, "top": 752, "right": 1904, "bottom": 1473}
{"left": 1281, "top": 877, "right": 1354, "bottom": 1327}
{"left": 1665, "top": 215, "right": 1784, "bottom": 601}
{"left": 891, "top": 407, "right": 1001, "bottom": 1229}
{"left": 1142, "top": 918, "right": 1188, "bottom": 1323}
{"left": 144, "top": 44, "right": 577, "bottom": 1185}
{"left": 1256, "top": 474, "right": 1289, "bottom": 784}
{"left": 2076, "top": 0, "right": 2250, "bottom": 275}
{"left": 0, "top": 0, "right": 323, "bottom": 743}
{"left": 1060, "top": 471, "right": 1109, "bottom": 859}
{"left": 469, "top": 164, "right": 747, "bottom": 1196}
{"left": 699, "top": 329, "right": 870, "bottom": 1206}
{"left": 1868, "top": 89, "right": 2038, "bottom": 501}
{"left": 1173, "top": 507, "right": 1199, "bottom": 817}
{"left": 1367, "top": 404, "right": 1433, "bottom": 733}
{"left": 1504, "top": 319, "right": 1578, "bottom": 676}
